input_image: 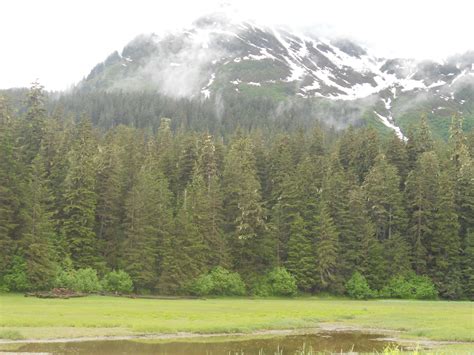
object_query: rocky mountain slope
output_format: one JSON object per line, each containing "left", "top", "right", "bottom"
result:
{"left": 79, "top": 13, "right": 474, "bottom": 138}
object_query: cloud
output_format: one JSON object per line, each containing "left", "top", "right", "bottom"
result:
{"left": 1, "top": 0, "right": 473, "bottom": 90}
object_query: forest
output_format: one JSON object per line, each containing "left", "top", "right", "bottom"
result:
{"left": 0, "top": 83, "right": 473, "bottom": 300}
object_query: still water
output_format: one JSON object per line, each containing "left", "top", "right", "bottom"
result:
{"left": 3, "top": 332, "right": 400, "bottom": 354}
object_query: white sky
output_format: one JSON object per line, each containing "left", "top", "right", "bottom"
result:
{"left": 1, "top": 0, "right": 473, "bottom": 91}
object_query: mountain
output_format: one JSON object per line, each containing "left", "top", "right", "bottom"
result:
{"left": 78, "top": 13, "right": 474, "bottom": 139}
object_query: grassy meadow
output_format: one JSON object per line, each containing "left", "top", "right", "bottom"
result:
{"left": 0, "top": 294, "right": 472, "bottom": 346}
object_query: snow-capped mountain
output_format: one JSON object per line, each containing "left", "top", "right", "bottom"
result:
{"left": 80, "top": 13, "right": 474, "bottom": 139}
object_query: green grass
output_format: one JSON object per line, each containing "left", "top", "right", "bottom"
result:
{"left": 0, "top": 329, "right": 24, "bottom": 340}
{"left": 0, "top": 294, "right": 472, "bottom": 344}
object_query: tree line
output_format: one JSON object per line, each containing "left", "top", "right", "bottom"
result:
{"left": 0, "top": 83, "right": 473, "bottom": 299}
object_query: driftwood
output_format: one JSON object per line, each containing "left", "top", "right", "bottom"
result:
{"left": 25, "top": 288, "right": 87, "bottom": 299}
{"left": 98, "top": 292, "right": 202, "bottom": 300}
{"left": 25, "top": 289, "right": 202, "bottom": 300}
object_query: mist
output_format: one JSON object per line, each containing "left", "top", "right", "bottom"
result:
{"left": 2, "top": 0, "right": 474, "bottom": 91}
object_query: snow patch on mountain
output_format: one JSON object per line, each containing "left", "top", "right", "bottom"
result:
{"left": 201, "top": 73, "right": 216, "bottom": 99}
{"left": 374, "top": 111, "right": 407, "bottom": 141}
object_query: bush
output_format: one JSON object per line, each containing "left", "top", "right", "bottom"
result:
{"left": 189, "top": 267, "right": 246, "bottom": 296}
{"left": 345, "top": 272, "right": 375, "bottom": 299}
{"left": 102, "top": 270, "right": 133, "bottom": 293}
{"left": 266, "top": 267, "right": 298, "bottom": 296}
{"left": 381, "top": 273, "right": 437, "bottom": 300}
{"left": 3, "top": 256, "right": 30, "bottom": 292}
{"left": 252, "top": 268, "right": 298, "bottom": 297}
{"left": 55, "top": 267, "right": 102, "bottom": 293}
{"left": 190, "top": 274, "right": 214, "bottom": 296}
{"left": 251, "top": 277, "right": 272, "bottom": 297}
{"left": 410, "top": 274, "right": 438, "bottom": 299}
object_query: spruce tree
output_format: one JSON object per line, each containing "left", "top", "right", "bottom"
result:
{"left": 449, "top": 115, "right": 474, "bottom": 298}
{"left": 20, "top": 155, "right": 57, "bottom": 290}
{"left": 322, "top": 153, "right": 355, "bottom": 284}
{"left": 223, "top": 135, "right": 273, "bottom": 276}
{"left": 187, "top": 134, "right": 228, "bottom": 268}
{"left": 431, "top": 171, "right": 462, "bottom": 298}
{"left": 363, "top": 154, "right": 411, "bottom": 276}
{"left": 95, "top": 131, "right": 126, "bottom": 269}
{"left": 122, "top": 166, "right": 173, "bottom": 291}
{"left": 21, "top": 81, "right": 47, "bottom": 165}
{"left": 406, "top": 113, "right": 434, "bottom": 169}
{"left": 405, "top": 151, "right": 439, "bottom": 273}
{"left": 385, "top": 132, "right": 409, "bottom": 185}
{"left": 286, "top": 213, "right": 315, "bottom": 292}
{"left": 312, "top": 202, "right": 339, "bottom": 291}
{"left": 61, "top": 117, "right": 99, "bottom": 269}
{"left": 363, "top": 154, "right": 408, "bottom": 241}
{"left": 0, "top": 97, "right": 20, "bottom": 277}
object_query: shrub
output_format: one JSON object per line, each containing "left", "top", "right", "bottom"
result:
{"left": 55, "top": 268, "right": 102, "bottom": 293}
{"left": 381, "top": 273, "right": 437, "bottom": 300}
{"left": 189, "top": 267, "right": 246, "bottom": 296}
{"left": 54, "top": 269, "right": 75, "bottom": 290}
{"left": 252, "top": 268, "right": 298, "bottom": 297}
{"left": 3, "top": 256, "right": 30, "bottom": 292}
{"left": 210, "top": 267, "right": 246, "bottom": 296}
{"left": 266, "top": 267, "right": 298, "bottom": 296}
{"left": 73, "top": 268, "right": 102, "bottom": 293}
{"left": 189, "top": 274, "right": 214, "bottom": 296}
{"left": 102, "top": 270, "right": 133, "bottom": 293}
{"left": 410, "top": 274, "right": 438, "bottom": 299}
{"left": 251, "top": 277, "right": 272, "bottom": 297}
{"left": 345, "top": 272, "right": 375, "bottom": 300}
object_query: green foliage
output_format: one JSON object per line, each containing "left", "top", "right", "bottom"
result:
{"left": 0, "top": 87, "right": 472, "bottom": 300}
{"left": 102, "top": 270, "right": 133, "bottom": 293}
{"left": 55, "top": 267, "right": 102, "bottom": 293}
{"left": 189, "top": 267, "right": 246, "bottom": 296}
{"left": 2, "top": 256, "right": 30, "bottom": 292}
{"left": 189, "top": 274, "right": 214, "bottom": 296}
{"left": 265, "top": 267, "right": 298, "bottom": 297}
{"left": 381, "top": 273, "right": 437, "bottom": 300}
{"left": 313, "top": 203, "right": 339, "bottom": 291}
{"left": 61, "top": 117, "right": 98, "bottom": 269}
{"left": 286, "top": 213, "right": 315, "bottom": 292}
{"left": 345, "top": 272, "right": 375, "bottom": 300}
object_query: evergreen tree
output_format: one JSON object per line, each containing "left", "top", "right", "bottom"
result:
{"left": 363, "top": 154, "right": 411, "bottom": 276}
{"left": 348, "top": 188, "right": 385, "bottom": 290}
{"left": 406, "top": 113, "right": 434, "bottom": 169}
{"left": 449, "top": 115, "right": 474, "bottom": 298}
{"left": 20, "top": 82, "right": 48, "bottom": 165}
{"left": 385, "top": 132, "right": 409, "bottom": 184}
{"left": 322, "top": 153, "right": 355, "bottom": 284}
{"left": 223, "top": 135, "right": 273, "bottom": 276}
{"left": 61, "top": 117, "right": 99, "bottom": 269}
{"left": 286, "top": 213, "right": 315, "bottom": 292}
{"left": 95, "top": 131, "right": 126, "bottom": 269}
{"left": 122, "top": 166, "right": 173, "bottom": 291}
{"left": 187, "top": 134, "right": 228, "bottom": 268}
{"left": 431, "top": 171, "right": 462, "bottom": 298}
{"left": 462, "top": 230, "right": 474, "bottom": 299}
{"left": 312, "top": 202, "right": 339, "bottom": 291}
{"left": 40, "top": 114, "right": 72, "bottom": 237}
{"left": 363, "top": 154, "right": 408, "bottom": 241}
{"left": 0, "top": 97, "right": 21, "bottom": 277}
{"left": 158, "top": 194, "right": 205, "bottom": 294}
{"left": 405, "top": 151, "right": 439, "bottom": 273}
{"left": 20, "top": 155, "right": 57, "bottom": 290}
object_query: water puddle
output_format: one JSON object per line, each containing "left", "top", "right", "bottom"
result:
{"left": 0, "top": 331, "right": 401, "bottom": 354}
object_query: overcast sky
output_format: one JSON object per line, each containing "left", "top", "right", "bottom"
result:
{"left": 1, "top": 0, "right": 473, "bottom": 91}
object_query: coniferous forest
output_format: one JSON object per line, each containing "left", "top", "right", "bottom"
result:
{"left": 1, "top": 83, "right": 473, "bottom": 300}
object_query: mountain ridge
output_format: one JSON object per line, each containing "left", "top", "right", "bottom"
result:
{"left": 76, "top": 14, "right": 474, "bottom": 138}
